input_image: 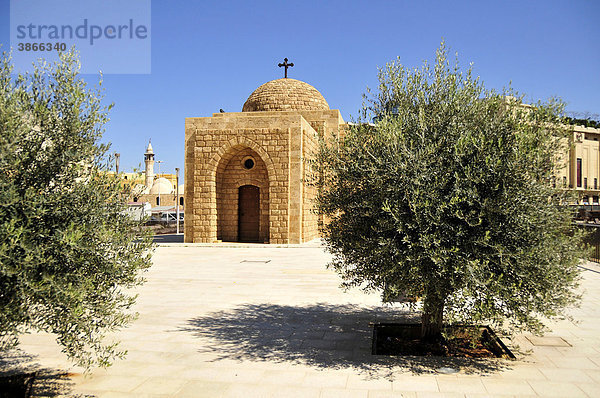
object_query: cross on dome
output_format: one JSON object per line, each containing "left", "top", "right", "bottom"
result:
{"left": 278, "top": 58, "right": 294, "bottom": 78}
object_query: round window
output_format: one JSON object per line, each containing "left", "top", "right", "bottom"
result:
{"left": 242, "top": 157, "right": 255, "bottom": 170}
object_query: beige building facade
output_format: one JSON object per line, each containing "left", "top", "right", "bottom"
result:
{"left": 559, "top": 125, "right": 600, "bottom": 204}
{"left": 184, "top": 78, "right": 345, "bottom": 243}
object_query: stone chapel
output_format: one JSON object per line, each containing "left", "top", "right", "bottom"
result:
{"left": 184, "top": 76, "right": 346, "bottom": 243}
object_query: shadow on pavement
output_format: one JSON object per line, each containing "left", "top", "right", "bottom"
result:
{"left": 0, "top": 349, "right": 76, "bottom": 397}
{"left": 153, "top": 233, "right": 184, "bottom": 243}
{"left": 179, "top": 303, "right": 511, "bottom": 379}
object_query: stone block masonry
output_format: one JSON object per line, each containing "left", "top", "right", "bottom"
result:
{"left": 184, "top": 78, "right": 345, "bottom": 244}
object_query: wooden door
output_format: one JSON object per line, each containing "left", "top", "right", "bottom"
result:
{"left": 238, "top": 185, "right": 260, "bottom": 242}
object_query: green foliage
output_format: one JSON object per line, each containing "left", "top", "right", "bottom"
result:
{"left": 0, "top": 50, "right": 153, "bottom": 368}
{"left": 564, "top": 115, "right": 600, "bottom": 129}
{"left": 315, "top": 42, "right": 582, "bottom": 338}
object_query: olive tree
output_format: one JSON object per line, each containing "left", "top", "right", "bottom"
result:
{"left": 0, "top": 50, "right": 153, "bottom": 368}
{"left": 315, "top": 43, "right": 582, "bottom": 341}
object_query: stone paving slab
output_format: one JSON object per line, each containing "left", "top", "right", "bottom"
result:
{"left": 2, "top": 245, "right": 600, "bottom": 397}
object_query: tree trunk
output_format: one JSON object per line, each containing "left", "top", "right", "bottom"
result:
{"left": 421, "top": 294, "right": 445, "bottom": 342}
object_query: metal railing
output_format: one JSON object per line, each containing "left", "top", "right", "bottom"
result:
{"left": 580, "top": 224, "right": 600, "bottom": 263}
{"left": 591, "top": 244, "right": 600, "bottom": 263}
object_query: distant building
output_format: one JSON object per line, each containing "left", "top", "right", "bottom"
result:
{"left": 110, "top": 141, "right": 184, "bottom": 208}
{"left": 561, "top": 125, "right": 600, "bottom": 205}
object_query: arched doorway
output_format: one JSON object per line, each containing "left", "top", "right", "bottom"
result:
{"left": 238, "top": 185, "right": 260, "bottom": 242}
{"left": 215, "top": 146, "right": 270, "bottom": 242}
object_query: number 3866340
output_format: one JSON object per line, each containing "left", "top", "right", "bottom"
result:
{"left": 17, "top": 42, "right": 67, "bottom": 51}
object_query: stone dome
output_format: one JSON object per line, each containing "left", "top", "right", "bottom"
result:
{"left": 149, "top": 177, "right": 174, "bottom": 195}
{"left": 242, "top": 78, "right": 329, "bottom": 112}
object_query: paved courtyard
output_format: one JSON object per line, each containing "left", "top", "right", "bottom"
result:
{"left": 4, "top": 243, "right": 600, "bottom": 397}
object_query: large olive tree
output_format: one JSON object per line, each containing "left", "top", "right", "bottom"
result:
{"left": 0, "top": 50, "right": 153, "bottom": 368}
{"left": 315, "top": 43, "right": 582, "bottom": 341}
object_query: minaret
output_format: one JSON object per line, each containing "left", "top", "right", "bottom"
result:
{"left": 144, "top": 140, "right": 155, "bottom": 189}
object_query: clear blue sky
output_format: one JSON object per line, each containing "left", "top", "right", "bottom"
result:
{"left": 1, "top": 0, "right": 599, "bottom": 175}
